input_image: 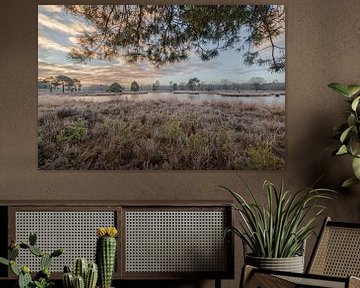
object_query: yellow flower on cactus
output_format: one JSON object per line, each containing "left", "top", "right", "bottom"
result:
{"left": 97, "top": 227, "right": 118, "bottom": 237}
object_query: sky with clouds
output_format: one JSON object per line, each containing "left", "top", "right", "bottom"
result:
{"left": 38, "top": 5, "right": 285, "bottom": 87}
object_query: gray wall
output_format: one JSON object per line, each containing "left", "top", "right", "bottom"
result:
{"left": 1, "top": 1, "right": 360, "bottom": 287}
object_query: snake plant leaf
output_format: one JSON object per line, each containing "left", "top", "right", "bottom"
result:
{"left": 351, "top": 96, "right": 360, "bottom": 111}
{"left": 328, "top": 83, "right": 352, "bottom": 97}
{"left": 347, "top": 85, "right": 360, "bottom": 97}
{"left": 340, "top": 126, "right": 353, "bottom": 143}
{"left": 342, "top": 177, "right": 360, "bottom": 188}
{"left": 336, "top": 144, "right": 348, "bottom": 155}
{"left": 352, "top": 157, "right": 360, "bottom": 179}
{"left": 221, "top": 179, "right": 335, "bottom": 258}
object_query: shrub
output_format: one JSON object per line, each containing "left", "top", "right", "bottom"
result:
{"left": 57, "top": 118, "right": 87, "bottom": 143}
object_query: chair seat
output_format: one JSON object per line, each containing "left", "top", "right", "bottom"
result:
{"left": 243, "top": 266, "right": 360, "bottom": 288}
{"left": 277, "top": 274, "right": 346, "bottom": 288}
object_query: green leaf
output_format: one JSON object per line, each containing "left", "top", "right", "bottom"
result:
{"left": 10, "top": 261, "right": 20, "bottom": 276}
{"left": 328, "top": 83, "right": 351, "bottom": 97}
{"left": 349, "top": 135, "right": 360, "bottom": 156}
{"left": 342, "top": 177, "right": 360, "bottom": 188}
{"left": 351, "top": 96, "right": 360, "bottom": 111}
{"left": 352, "top": 157, "right": 360, "bottom": 179}
{"left": 347, "top": 85, "right": 360, "bottom": 97}
{"left": 0, "top": 257, "right": 9, "bottom": 266}
{"left": 336, "top": 144, "right": 348, "bottom": 155}
{"left": 347, "top": 114, "right": 356, "bottom": 128}
{"left": 340, "top": 126, "right": 353, "bottom": 143}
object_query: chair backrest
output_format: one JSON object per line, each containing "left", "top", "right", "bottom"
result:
{"left": 307, "top": 217, "right": 360, "bottom": 277}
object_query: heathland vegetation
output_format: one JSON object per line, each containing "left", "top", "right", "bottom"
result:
{"left": 38, "top": 97, "right": 285, "bottom": 170}
{"left": 38, "top": 5, "right": 286, "bottom": 170}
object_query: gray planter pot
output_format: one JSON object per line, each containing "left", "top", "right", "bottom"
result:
{"left": 245, "top": 254, "right": 305, "bottom": 273}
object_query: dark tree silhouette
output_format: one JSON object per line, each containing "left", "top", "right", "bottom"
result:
{"left": 72, "top": 78, "right": 82, "bottom": 91}
{"left": 56, "top": 75, "right": 74, "bottom": 93}
{"left": 64, "top": 5, "right": 285, "bottom": 72}
{"left": 131, "top": 81, "right": 140, "bottom": 91}
{"left": 107, "top": 82, "right": 123, "bottom": 93}
{"left": 186, "top": 77, "right": 200, "bottom": 91}
{"left": 249, "top": 76, "right": 266, "bottom": 90}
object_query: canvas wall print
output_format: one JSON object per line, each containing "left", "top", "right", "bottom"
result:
{"left": 38, "top": 5, "right": 285, "bottom": 170}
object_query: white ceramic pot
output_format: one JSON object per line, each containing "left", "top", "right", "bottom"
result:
{"left": 245, "top": 254, "right": 305, "bottom": 273}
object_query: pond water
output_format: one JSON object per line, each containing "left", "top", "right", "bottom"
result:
{"left": 38, "top": 91, "right": 285, "bottom": 107}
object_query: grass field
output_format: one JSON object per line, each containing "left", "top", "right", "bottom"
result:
{"left": 38, "top": 96, "right": 285, "bottom": 170}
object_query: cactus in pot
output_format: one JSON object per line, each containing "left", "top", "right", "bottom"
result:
{"left": 96, "top": 227, "right": 118, "bottom": 288}
{"left": 62, "top": 259, "right": 98, "bottom": 288}
{"left": 0, "top": 232, "right": 64, "bottom": 288}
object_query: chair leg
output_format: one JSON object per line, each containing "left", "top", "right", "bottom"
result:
{"left": 215, "top": 278, "right": 221, "bottom": 288}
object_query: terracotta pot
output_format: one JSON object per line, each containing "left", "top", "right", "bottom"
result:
{"left": 245, "top": 254, "right": 305, "bottom": 273}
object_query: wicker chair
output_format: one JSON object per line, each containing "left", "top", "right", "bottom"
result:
{"left": 241, "top": 217, "right": 360, "bottom": 288}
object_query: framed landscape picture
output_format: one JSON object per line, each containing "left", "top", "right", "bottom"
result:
{"left": 38, "top": 5, "right": 285, "bottom": 170}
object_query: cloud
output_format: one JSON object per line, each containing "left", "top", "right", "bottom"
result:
{"left": 39, "top": 5, "right": 63, "bottom": 13}
{"left": 38, "top": 35, "right": 69, "bottom": 53}
{"left": 38, "top": 48, "right": 230, "bottom": 86}
{"left": 38, "top": 12, "right": 82, "bottom": 36}
{"left": 68, "top": 36, "right": 79, "bottom": 44}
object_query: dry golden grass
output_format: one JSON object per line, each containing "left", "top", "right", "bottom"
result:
{"left": 38, "top": 97, "right": 285, "bottom": 170}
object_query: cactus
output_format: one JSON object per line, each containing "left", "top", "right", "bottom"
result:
{"left": 63, "top": 272, "right": 74, "bottom": 288}
{"left": 35, "top": 268, "right": 50, "bottom": 281}
{"left": 18, "top": 268, "right": 32, "bottom": 288}
{"left": 74, "top": 258, "right": 87, "bottom": 279}
{"left": 51, "top": 248, "right": 64, "bottom": 257}
{"left": 63, "top": 260, "right": 98, "bottom": 288}
{"left": 41, "top": 253, "right": 52, "bottom": 270}
{"left": 96, "top": 227, "right": 118, "bottom": 288}
{"left": 64, "top": 265, "right": 72, "bottom": 273}
{"left": 9, "top": 246, "right": 19, "bottom": 260}
{"left": 19, "top": 243, "right": 29, "bottom": 249}
{"left": 85, "top": 263, "right": 98, "bottom": 288}
{"left": 29, "top": 232, "right": 37, "bottom": 246}
{"left": 19, "top": 272, "right": 32, "bottom": 288}
{"left": 29, "top": 246, "right": 44, "bottom": 257}
{"left": 74, "top": 275, "right": 85, "bottom": 288}
{"left": 0, "top": 232, "right": 64, "bottom": 288}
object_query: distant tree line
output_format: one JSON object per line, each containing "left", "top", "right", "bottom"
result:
{"left": 38, "top": 77, "right": 284, "bottom": 93}
{"left": 146, "top": 77, "right": 284, "bottom": 92}
{"left": 39, "top": 75, "right": 82, "bottom": 93}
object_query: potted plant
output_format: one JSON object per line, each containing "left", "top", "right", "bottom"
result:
{"left": 0, "top": 232, "right": 63, "bottom": 288}
{"left": 62, "top": 258, "right": 98, "bottom": 288}
{"left": 221, "top": 179, "right": 334, "bottom": 273}
{"left": 328, "top": 82, "right": 360, "bottom": 187}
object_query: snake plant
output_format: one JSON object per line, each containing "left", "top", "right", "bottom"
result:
{"left": 221, "top": 179, "right": 335, "bottom": 258}
{"left": 328, "top": 83, "right": 360, "bottom": 187}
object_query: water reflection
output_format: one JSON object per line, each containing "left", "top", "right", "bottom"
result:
{"left": 38, "top": 91, "right": 285, "bottom": 106}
